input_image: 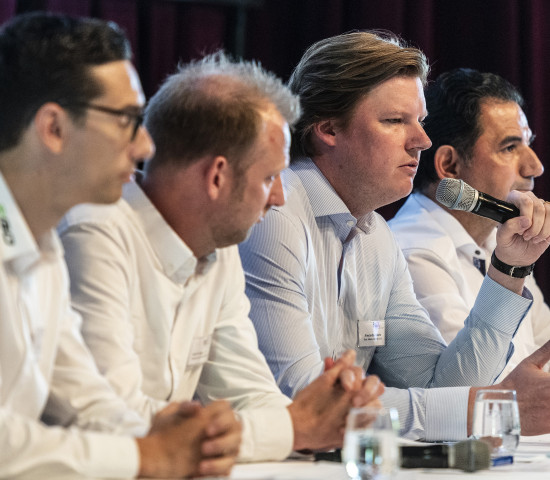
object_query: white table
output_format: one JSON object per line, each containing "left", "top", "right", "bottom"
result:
{"left": 229, "top": 435, "right": 550, "bottom": 479}
{"left": 14, "top": 435, "right": 550, "bottom": 479}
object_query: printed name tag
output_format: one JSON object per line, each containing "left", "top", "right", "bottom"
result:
{"left": 358, "top": 320, "right": 385, "bottom": 347}
{"left": 188, "top": 334, "right": 212, "bottom": 367}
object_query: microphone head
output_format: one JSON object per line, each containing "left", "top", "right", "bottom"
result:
{"left": 451, "top": 439, "right": 491, "bottom": 472}
{"left": 435, "top": 178, "right": 478, "bottom": 212}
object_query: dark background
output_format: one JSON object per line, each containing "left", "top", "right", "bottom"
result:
{"left": 2, "top": 0, "right": 550, "bottom": 294}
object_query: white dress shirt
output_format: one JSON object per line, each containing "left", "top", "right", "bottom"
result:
{"left": 59, "top": 178, "right": 294, "bottom": 463}
{"left": 239, "top": 159, "right": 533, "bottom": 441}
{"left": 389, "top": 192, "right": 550, "bottom": 379}
{"left": 0, "top": 173, "right": 145, "bottom": 478}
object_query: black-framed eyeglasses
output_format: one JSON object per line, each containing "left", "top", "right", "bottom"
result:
{"left": 73, "top": 103, "right": 144, "bottom": 141}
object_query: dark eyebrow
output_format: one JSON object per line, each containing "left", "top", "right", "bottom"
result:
{"left": 498, "top": 135, "right": 523, "bottom": 148}
{"left": 498, "top": 133, "right": 536, "bottom": 148}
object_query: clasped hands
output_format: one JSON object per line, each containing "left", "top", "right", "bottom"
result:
{"left": 288, "top": 349, "right": 384, "bottom": 452}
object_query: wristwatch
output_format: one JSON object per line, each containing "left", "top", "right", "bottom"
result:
{"left": 490, "top": 251, "right": 535, "bottom": 278}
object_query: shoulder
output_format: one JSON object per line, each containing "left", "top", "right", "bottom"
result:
{"left": 388, "top": 194, "right": 451, "bottom": 251}
{"left": 58, "top": 198, "right": 132, "bottom": 235}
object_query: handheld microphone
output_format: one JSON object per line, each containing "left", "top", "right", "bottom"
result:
{"left": 436, "top": 178, "right": 520, "bottom": 223}
{"left": 400, "top": 439, "right": 490, "bottom": 472}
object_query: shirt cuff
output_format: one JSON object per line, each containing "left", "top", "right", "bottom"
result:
{"left": 237, "top": 407, "right": 294, "bottom": 462}
{"left": 472, "top": 275, "right": 533, "bottom": 336}
{"left": 424, "top": 387, "right": 470, "bottom": 442}
{"left": 82, "top": 431, "right": 139, "bottom": 479}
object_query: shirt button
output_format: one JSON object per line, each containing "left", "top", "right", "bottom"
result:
{"left": 475, "top": 250, "right": 481, "bottom": 255}
{"left": 346, "top": 220, "right": 354, "bottom": 227}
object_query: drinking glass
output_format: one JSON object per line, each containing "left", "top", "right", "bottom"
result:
{"left": 342, "top": 407, "right": 400, "bottom": 480}
{"left": 472, "top": 389, "right": 520, "bottom": 459}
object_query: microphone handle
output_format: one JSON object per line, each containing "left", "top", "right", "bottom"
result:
{"left": 473, "top": 192, "right": 520, "bottom": 224}
{"left": 400, "top": 444, "right": 451, "bottom": 469}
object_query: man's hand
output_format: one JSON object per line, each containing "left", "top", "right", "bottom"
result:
{"left": 324, "top": 350, "right": 384, "bottom": 408}
{"left": 288, "top": 350, "right": 384, "bottom": 452}
{"left": 495, "top": 191, "right": 550, "bottom": 267}
{"left": 468, "top": 339, "right": 550, "bottom": 436}
{"left": 136, "top": 399, "right": 241, "bottom": 478}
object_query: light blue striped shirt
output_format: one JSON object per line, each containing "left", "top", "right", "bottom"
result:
{"left": 239, "top": 159, "right": 532, "bottom": 441}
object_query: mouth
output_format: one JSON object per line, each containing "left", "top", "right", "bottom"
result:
{"left": 399, "top": 160, "right": 419, "bottom": 174}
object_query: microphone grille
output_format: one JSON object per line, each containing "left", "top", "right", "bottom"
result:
{"left": 453, "top": 439, "right": 490, "bottom": 472}
{"left": 435, "top": 178, "right": 477, "bottom": 211}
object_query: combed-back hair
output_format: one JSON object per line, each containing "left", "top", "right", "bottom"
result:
{"left": 414, "top": 68, "right": 524, "bottom": 192}
{"left": 0, "top": 12, "right": 131, "bottom": 153}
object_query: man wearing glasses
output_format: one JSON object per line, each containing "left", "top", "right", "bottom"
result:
{"left": 0, "top": 12, "right": 241, "bottom": 478}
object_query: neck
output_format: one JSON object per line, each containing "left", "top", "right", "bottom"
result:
{"left": 138, "top": 168, "right": 216, "bottom": 259}
{"left": 311, "top": 155, "right": 375, "bottom": 217}
{"left": 1, "top": 157, "right": 64, "bottom": 241}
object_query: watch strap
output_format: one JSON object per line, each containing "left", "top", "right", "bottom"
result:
{"left": 490, "top": 251, "right": 535, "bottom": 278}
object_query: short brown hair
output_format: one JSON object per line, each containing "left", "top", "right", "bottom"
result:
{"left": 288, "top": 30, "right": 429, "bottom": 158}
{"left": 144, "top": 51, "right": 300, "bottom": 175}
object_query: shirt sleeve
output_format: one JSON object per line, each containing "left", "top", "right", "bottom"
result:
{"left": 45, "top": 292, "right": 150, "bottom": 437}
{"left": 526, "top": 274, "right": 550, "bottom": 348}
{"left": 0, "top": 263, "right": 143, "bottom": 478}
{"left": 240, "top": 208, "right": 325, "bottom": 398}
{"left": 0, "top": 410, "right": 139, "bottom": 479}
{"left": 194, "top": 248, "right": 294, "bottom": 462}
{"left": 60, "top": 222, "right": 168, "bottom": 421}
{"left": 399, "top": 247, "right": 476, "bottom": 344}
{"left": 370, "top": 245, "right": 531, "bottom": 390}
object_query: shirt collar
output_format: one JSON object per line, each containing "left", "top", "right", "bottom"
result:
{"left": 123, "top": 176, "right": 216, "bottom": 284}
{"left": 290, "top": 159, "right": 377, "bottom": 242}
{"left": 412, "top": 192, "right": 491, "bottom": 259}
{"left": 0, "top": 171, "right": 62, "bottom": 274}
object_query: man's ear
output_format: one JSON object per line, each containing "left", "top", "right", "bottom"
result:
{"left": 312, "top": 119, "right": 338, "bottom": 148}
{"left": 205, "top": 155, "right": 231, "bottom": 200}
{"left": 433, "top": 145, "right": 462, "bottom": 180}
{"left": 34, "top": 103, "right": 69, "bottom": 154}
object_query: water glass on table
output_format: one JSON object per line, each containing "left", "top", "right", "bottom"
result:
{"left": 471, "top": 389, "right": 520, "bottom": 463}
{"left": 342, "top": 406, "right": 400, "bottom": 480}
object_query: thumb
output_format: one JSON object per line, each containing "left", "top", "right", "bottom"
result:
{"left": 324, "top": 357, "right": 336, "bottom": 371}
{"left": 498, "top": 215, "right": 531, "bottom": 237}
{"left": 525, "top": 338, "right": 550, "bottom": 369}
{"left": 175, "top": 400, "right": 202, "bottom": 417}
{"left": 321, "top": 350, "right": 356, "bottom": 385}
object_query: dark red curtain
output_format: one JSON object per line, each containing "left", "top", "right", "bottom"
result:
{"left": 2, "top": 0, "right": 550, "bottom": 293}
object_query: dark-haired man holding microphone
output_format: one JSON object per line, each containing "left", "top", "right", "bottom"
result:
{"left": 389, "top": 68, "right": 550, "bottom": 381}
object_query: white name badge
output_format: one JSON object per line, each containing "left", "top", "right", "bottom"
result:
{"left": 188, "top": 334, "right": 212, "bottom": 367}
{"left": 358, "top": 320, "right": 385, "bottom": 347}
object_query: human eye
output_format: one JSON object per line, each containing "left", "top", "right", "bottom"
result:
{"left": 385, "top": 118, "right": 403, "bottom": 124}
{"left": 503, "top": 143, "right": 517, "bottom": 153}
{"left": 116, "top": 112, "right": 133, "bottom": 129}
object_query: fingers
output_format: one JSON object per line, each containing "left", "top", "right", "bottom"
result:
{"left": 338, "top": 365, "right": 364, "bottom": 392}
{"left": 204, "top": 401, "right": 241, "bottom": 438}
{"left": 324, "top": 356, "right": 336, "bottom": 371}
{"left": 526, "top": 338, "right": 550, "bottom": 369}
{"left": 173, "top": 400, "right": 202, "bottom": 417}
{"left": 321, "top": 350, "right": 356, "bottom": 385}
{"left": 199, "top": 455, "right": 237, "bottom": 478}
{"left": 351, "top": 375, "right": 385, "bottom": 407}
{"left": 505, "top": 191, "right": 550, "bottom": 241}
{"left": 201, "top": 426, "right": 241, "bottom": 457}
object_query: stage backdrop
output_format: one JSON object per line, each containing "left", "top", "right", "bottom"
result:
{"left": 2, "top": 0, "right": 549, "bottom": 294}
